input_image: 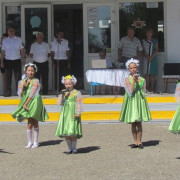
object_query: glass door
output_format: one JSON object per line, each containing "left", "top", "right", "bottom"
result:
{"left": 21, "top": 4, "right": 52, "bottom": 90}
{"left": 21, "top": 4, "right": 51, "bottom": 54}
{"left": 83, "top": 3, "right": 115, "bottom": 88}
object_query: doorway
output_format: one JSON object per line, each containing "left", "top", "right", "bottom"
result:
{"left": 53, "top": 4, "right": 84, "bottom": 89}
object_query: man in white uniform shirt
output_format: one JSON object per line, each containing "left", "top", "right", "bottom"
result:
{"left": 51, "top": 31, "right": 70, "bottom": 92}
{"left": 0, "top": 27, "right": 25, "bottom": 96}
{"left": 30, "top": 32, "right": 50, "bottom": 95}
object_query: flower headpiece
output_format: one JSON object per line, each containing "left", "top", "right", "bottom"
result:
{"left": 24, "top": 63, "right": 38, "bottom": 72}
{"left": 125, "top": 58, "right": 139, "bottom": 69}
{"left": 61, "top": 75, "right": 77, "bottom": 85}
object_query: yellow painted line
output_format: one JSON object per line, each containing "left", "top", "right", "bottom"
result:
{"left": 146, "top": 97, "right": 176, "bottom": 103}
{"left": 0, "top": 97, "right": 176, "bottom": 105}
{"left": 0, "top": 111, "right": 175, "bottom": 122}
{"left": 0, "top": 99, "right": 57, "bottom": 105}
{"left": 0, "top": 99, "right": 20, "bottom": 105}
{"left": 83, "top": 97, "right": 176, "bottom": 104}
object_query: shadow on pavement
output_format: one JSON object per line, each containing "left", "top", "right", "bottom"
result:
{"left": 39, "top": 140, "right": 63, "bottom": 147}
{"left": 175, "top": 157, "right": 180, "bottom": 159}
{"left": 0, "top": 149, "right": 14, "bottom": 154}
{"left": 128, "top": 140, "right": 161, "bottom": 148}
{"left": 142, "top": 140, "right": 161, "bottom": 147}
{"left": 77, "top": 146, "right": 100, "bottom": 154}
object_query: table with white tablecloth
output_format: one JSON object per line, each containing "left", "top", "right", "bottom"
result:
{"left": 86, "top": 69, "right": 130, "bottom": 95}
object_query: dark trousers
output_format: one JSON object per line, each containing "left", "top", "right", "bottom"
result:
{"left": 54, "top": 60, "right": 69, "bottom": 92}
{"left": 4, "top": 59, "right": 21, "bottom": 95}
{"left": 33, "top": 61, "right": 49, "bottom": 94}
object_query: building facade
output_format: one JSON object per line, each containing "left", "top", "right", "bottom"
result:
{"left": 0, "top": 0, "right": 179, "bottom": 94}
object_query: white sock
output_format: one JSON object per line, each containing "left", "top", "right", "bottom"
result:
{"left": 27, "top": 129, "right": 32, "bottom": 145}
{"left": 66, "top": 139, "right": 72, "bottom": 151}
{"left": 72, "top": 140, "right": 77, "bottom": 151}
{"left": 33, "top": 128, "right": 39, "bottom": 145}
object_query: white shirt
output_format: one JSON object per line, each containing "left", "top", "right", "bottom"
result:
{"left": 30, "top": 42, "right": 50, "bottom": 63}
{"left": 2, "top": 36, "right": 24, "bottom": 60}
{"left": 51, "top": 39, "right": 70, "bottom": 60}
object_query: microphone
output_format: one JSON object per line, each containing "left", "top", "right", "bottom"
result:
{"left": 135, "top": 72, "right": 140, "bottom": 79}
{"left": 59, "top": 89, "right": 69, "bottom": 94}
{"left": 24, "top": 76, "right": 28, "bottom": 82}
{"left": 22, "top": 75, "right": 29, "bottom": 91}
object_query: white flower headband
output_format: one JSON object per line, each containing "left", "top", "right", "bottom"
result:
{"left": 125, "top": 58, "right": 139, "bottom": 69}
{"left": 61, "top": 75, "right": 77, "bottom": 85}
{"left": 24, "top": 63, "right": 38, "bottom": 72}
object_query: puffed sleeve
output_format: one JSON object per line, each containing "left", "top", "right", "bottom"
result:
{"left": 175, "top": 83, "right": 180, "bottom": 103}
{"left": 124, "top": 77, "right": 134, "bottom": 96}
{"left": 17, "top": 80, "right": 23, "bottom": 97}
{"left": 57, "top": 94, "right": 63, "bottom": 105}
{"left": 76, "top": 91, "right": 83, "bottom": 114}
{"left": 29, "top": 79, "right": 41, "bottom": 98}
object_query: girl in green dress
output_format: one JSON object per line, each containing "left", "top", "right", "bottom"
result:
{"left": 55, "top": 75, "right": 82, "bottom": 154}
{"left": 119, "top": 59, "right": 151, "bottom": 149}
{"left": 168, "top": 80, "right": 180, "bottom": 133}
{"left": 12, "top": 63, "right": 49, "bottom": 148}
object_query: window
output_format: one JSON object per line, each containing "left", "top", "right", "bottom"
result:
{"left": 5, "top": 6, "right": 21, "bottom": 36}
{"left": 88, "top": 6, "right": 111, "bottom": 53}
{"left": 119, "top": 2, "right": 164, "bottom": 52}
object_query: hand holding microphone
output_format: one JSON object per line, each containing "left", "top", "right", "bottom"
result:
{"left": 133, "top": 72, "right": 139, "bottom": 82}
{"left": 59, "top": 89, "right": 69, "bottom": 95}
{"left": 22, "top": 75, "right": 29, "bottom": 91}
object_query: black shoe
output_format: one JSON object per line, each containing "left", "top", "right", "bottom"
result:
{"left": 131, "top": 144, "right": 138, "bottom": 149}
{"left": 138, "top": 144, "right": 144, "bottom": 149}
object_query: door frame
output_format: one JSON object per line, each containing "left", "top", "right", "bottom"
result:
{"left": 83, "top": 3, "right": 115, "bottom": 89}
{"left": 21, "top": 4, "right": 53, "bottom": 90}
{"left": 21, "top": 4, "right": 52, "bottom": 45}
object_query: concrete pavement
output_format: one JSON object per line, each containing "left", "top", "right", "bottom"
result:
{"left": 0, "top": 123, "right": 179, "bottom": 180}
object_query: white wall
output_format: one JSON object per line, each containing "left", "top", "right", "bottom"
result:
{"left": 167, "top": 0, "right": 180, "bottom": 62}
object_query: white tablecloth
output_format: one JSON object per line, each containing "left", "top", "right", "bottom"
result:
{"left": 86, "top": 69, "right": 130, "bottom": 87}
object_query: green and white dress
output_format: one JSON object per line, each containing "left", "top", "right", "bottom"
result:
{"left": 55, "top": 89, "right": 83, "bottom": 138}
{"left": 168, "top": 83, "right": 180, "bottom": 133}
{"left": 119, "top": 75, "right": 151, "bottom": 123}
{"left": 12, "top": 78, "right": 49, "bottom": 122}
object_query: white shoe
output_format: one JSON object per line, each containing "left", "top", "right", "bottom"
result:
{"left": 72, "top": 150, "right": 77, "bottom": 154}
{"left": 31, "top": 143, "right": 39, "bottom": 148}
{"left": 64, "top": 149, "right": 72, "bottom": 154}
{"left": 25, "top": 143, "right": 32, "bottom": 149}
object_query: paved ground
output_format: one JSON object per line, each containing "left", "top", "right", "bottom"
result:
{"left": 0, "top": 122, "right": 180, "bottom": 180}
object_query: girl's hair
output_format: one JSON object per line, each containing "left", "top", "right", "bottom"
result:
{"left": 24, "top": 63, "right": 38, "bottom": 72}
{"left": 61, "top": 75, "right": 77, "bottom": 85}
{"left": 125, "top": 58, "right": 139, "bottom": 69}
